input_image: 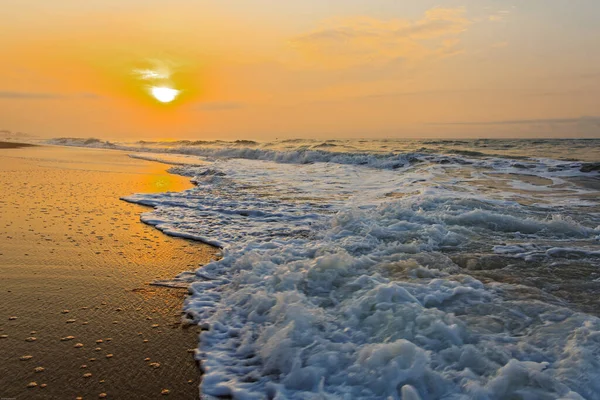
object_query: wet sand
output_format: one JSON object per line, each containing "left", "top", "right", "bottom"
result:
{"left": 0, "top": 146, "right": 218, "bottom": 399}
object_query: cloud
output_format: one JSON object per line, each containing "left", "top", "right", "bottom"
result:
{"left": 0, "top": 91, "right": 64, "bottom": 99}
{"left": 289, "top": 8, "right": 472, "bottom": 69}
{"left": 489, "top": 9, "right": 512, "bottom": 22}
{"left": 195, "top": 102, "right": 245, "bottom": 111}
{"left": 431, "top": 116, "right": 600, "bottom": 126}
{"left": 0, "top": 91, "right": 100, "bottom": 99}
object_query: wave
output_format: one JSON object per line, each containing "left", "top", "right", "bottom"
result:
{"left": 49, "top": 137, "right": 117, "bottom": 148}
{"left": 45, "top": 138, "right": 600, "bottom": 181}
{"left": 118, "top": 150, "right": 600, "bottom": 399}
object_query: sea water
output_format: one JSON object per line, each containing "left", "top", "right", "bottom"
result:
{"left": 49, "top": 138, "right": 600, "bottom": 399}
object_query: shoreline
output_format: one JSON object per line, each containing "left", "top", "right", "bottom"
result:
{"left": 0, "top": 145, "right": 218, "bottom": 399}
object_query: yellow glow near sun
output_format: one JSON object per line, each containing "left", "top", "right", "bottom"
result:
{"left": 151, "top": 86, "right": 179, "bottom": 103}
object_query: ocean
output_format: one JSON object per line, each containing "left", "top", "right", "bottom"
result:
{"left": 48, "top": 138, "right": 600, "bottom": 399}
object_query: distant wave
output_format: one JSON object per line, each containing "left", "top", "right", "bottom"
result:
{"left": 50, "top": 137, "right": 117, "bottom": 147}
{"left": 46, "top": 137, "right": 600, "bottom": 174}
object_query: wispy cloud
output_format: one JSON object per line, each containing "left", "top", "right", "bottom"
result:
{"left": 488, "top": 8, "right": 513, "bottom": 22}
{"left": 431, "top": 116, "right": 600, "bottom": 126}
{"left": 0, "top": 91, "right": 100, "bottom": 99}
{"left": 289, "top": 8, "right": 472, "bottom": 69}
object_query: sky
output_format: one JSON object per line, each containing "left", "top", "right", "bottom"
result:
{"left": 1, "top": 0, "right": 599, "bottom": 140}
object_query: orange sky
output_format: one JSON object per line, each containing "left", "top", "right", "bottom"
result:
{"left": 1, "top": 0, "right": 599, "bottom": 140}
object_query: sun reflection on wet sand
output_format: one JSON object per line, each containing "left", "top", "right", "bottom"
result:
{"left": 0, "top": 145, "right": 218, "bottom": 399}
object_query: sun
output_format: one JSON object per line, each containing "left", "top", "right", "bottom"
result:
{"left": 151, "top": 86, "right": 179, "bottom": 103}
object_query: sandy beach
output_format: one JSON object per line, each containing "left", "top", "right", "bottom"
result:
{"left": 0, "top": 145, "right": 218, "bottom": 399}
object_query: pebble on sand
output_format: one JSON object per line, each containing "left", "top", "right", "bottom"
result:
{"left": 20, "top": 355, "right": 33, "bottom": 361}
{"left": 8, "top": 316, "right": 17, "bottom": 320}
{"left": 34, "top": 367, "right": 45, "bottom": 373}
{"left": 94, "top": 347, "right": 102, "bottom": 352}
{"left": 40, "top": 383, "right": 47, "bottom": 388}
{"left": 27, "top": 382, "right": 38, "bottom": 388}
{"left": 0, "top": 334, "right": 8, "bottom": 339}
{"left": 105, "top": 354, "right": 113, "bottom": 358}
{"left": 61, "top": 310, "right": 70, "bottom": 314}
{"left": 25, "top": 337, "right": 37, "bottom": 342}
{"left": 75, "top": 343, "right": 84, "bottom": 348}
{"left": 96, "top": 339, "right": 103, "bottom": 343}
{"left": 66, "top": 319, "right": 76, "bottom": 323}
{"left": 161, "top": 389, "right": 170, "bottom": 395}
{"left": 149, "top": 362, "right": 161, "bottom": 369}
{"left": 99, "top": 393, "right": 107, "bottom": 398}
{"left": 61, "top": 336, "right": 75, "bottom": 341}
{"left": 83, "top": 373, "right": 92, "bottom": 378}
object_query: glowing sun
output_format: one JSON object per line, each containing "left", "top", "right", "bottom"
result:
{"left": 151, "top": 86, "right": 179, "bottom": 103}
